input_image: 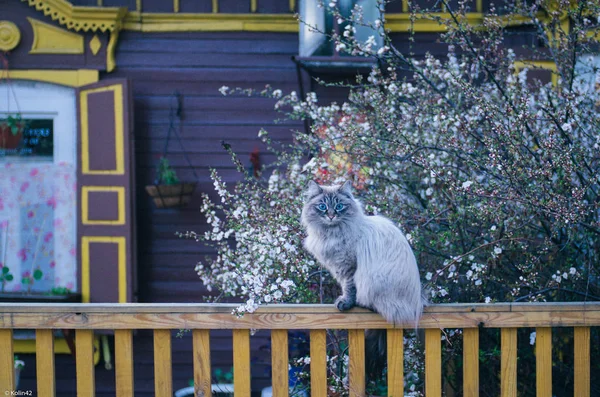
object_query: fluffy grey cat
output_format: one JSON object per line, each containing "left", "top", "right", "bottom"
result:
{"left": 301, "top": 180, "right": 423, "bottom": 326}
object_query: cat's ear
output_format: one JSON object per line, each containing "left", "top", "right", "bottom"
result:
{"left": 339, "top": 180, "right": 354, "bottom": 197}
{"left": 305, "top": 180, "right": 323, "bottom": 199}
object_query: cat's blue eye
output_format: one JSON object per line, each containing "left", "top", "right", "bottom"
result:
{"left": 317, "top": 203, "right": 327, "bottom": 211}
{"left": 335, "top": 203, "right": 345, "bottom": 211}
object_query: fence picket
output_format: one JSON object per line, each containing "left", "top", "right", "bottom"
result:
{"left": 348, "top": 329, "right": 365, "bottom": 397}
{"left": 153, "top": 329, "right": 172, "bottom": 397}
{"left": 36, "top": 329, "right": 56, "bottom": 397}
{"left": 425, "top": 328, "right": 442, "bottom": 397}
{"left": 463, "top": 328, "right": 479, "bottom": 397}
{"left": 574, "top": 327, "right": 590, "bottom": 397}
{"left": 193, "top": 329, "right": 212, "bottom": 397}
{"left": 310, "top": 329, "right": 327, "bottom": 397}
{"left": 387, "top": 329, "right": 404, "bottom": 397}
{"left": 76, "top": 329, "right": 95, "bottom": 397}
{"left": 271, "top": 330, "right": 289, "bottom": 397}
{"left": 233, "top": 329, "right": 251, "bottom": 397}
{"left": 536, "top": 327, "right": 552, "bottom": 397}
{"left": 115, "top": 329, "right": 134, "bottom": 396}
{"left": 0, "top": 329, "right": 15, "bottom": 390}
{"left": 501, "top": 328, "right": 517, "bottom": 397}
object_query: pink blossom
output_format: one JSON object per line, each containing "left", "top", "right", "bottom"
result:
{"left": 17, "top": 249, "right": 27, "bottom": 261}
{"left": 27, "top": 211, "right": 34, "bottom": 218}
{"left": 49, "top": 261, "right": 56, "bottom": 268}
{"left": 29, "top": 168, "right": 39, "bottom": 177}
{"left": 44, "top": 232, "right": 53, "bottom": 243}
{"left": 47, "top": 196, "right": 57, "bottom": 209}
{"left": 20, "top": 182, "right": 30, "bottom": 192}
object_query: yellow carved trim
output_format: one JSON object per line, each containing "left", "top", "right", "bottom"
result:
{"left": 21, "top": 0, "right": 128, "bottom": 32}
{"left": 4, "top": 69, "right": 99, "bottom": 87}
{"left": 80, "top": 84, "right": 125, "bottom": 175}
{"left": 89, "top": 34, "right": 101, "bottom": 55}
{"left": 212, "top": 0, "right": 219, "bottom": 14}
{"left": 136, "top": 0, "right": 141, "bottom": 12}
{"left": 81, "top": 236, "right": 127, "bottom": 303}
{"left": 106, "top": 29, "right": 120, "bottom": 72}
{"left": 289, "top": 0, "right": 295, "bottom": 12}
{"left": 174, "top": 0, "right": 179, "bottom": 13}
{"left": 513, "top": 60, "right": 558, "bottom": 86}
{"left": 82, "top": 186, "right": 126, "bottom": 225}
{"left": 122, "top": 13, "right": 298, "bottom": 32}
{"left": 27, "top": 17, "right": 84, "bottom": 54}
{"left": 251, "top": 0, "right": 257, "bottom": 13}
{"left": 0, "top": 21, "right": 21, "bottom": 52}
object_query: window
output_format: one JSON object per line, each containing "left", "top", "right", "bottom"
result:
{"left": 0, "top": 81, "right": 77, "bottom": 294}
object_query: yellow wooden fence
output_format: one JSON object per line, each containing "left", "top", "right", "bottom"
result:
{"left": 0, "top": 302, "right": 597, "bottom": 396}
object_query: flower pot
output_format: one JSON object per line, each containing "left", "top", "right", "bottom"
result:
{"left": 145, "top": 182, "right": 196, "bottom": 208}
{"left": 0, "top": 125, "right": 23, "bottom": 150}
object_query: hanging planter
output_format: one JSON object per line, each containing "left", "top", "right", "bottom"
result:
{"left": 0, "top": 118, "right": 23, "bottom": 150}
{"left": 145, "top": 157, "right": 197, "bottom": 208}
{"left": 145, "top": 92, "right": 199, "bottom": 209}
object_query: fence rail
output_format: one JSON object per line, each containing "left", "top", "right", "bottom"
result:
{"left": 0, "top": 302, "right": 597, "bottom": 396}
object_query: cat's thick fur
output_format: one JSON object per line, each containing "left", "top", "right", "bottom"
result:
{"left": 301, "top": 180, "right": 423, "bottom": 325}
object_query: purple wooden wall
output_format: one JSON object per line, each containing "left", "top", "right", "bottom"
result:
{"left": 112, "top": 30, "right": 300, "bottom": 395}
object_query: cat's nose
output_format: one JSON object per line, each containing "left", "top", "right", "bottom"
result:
{"left": 328, "top": 214, "right": 335, "bottom": 220}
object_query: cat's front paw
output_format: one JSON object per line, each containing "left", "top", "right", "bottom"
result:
{"left": 335, "top": 296, "right": 356, "bottom": 311}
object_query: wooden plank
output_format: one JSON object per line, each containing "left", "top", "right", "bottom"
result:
{"left": 36, "top": 329, "right": 56, "bottom": 397}
{"left": 271, "top": 330, "right": 289, "bottom": 397}
{"left": 425, "top": 328, "right": 442, "bottom": 397}
{"left": 1, "top": 302, "right": 599, "bottom": 330}
{"left": 500, "top": 328, "right": 517, "bottom": 397}
{"left": 115, "top": 329, "right": 134, "bottom": 396}
{"left": 193, "top": 329, "right": 212, "bottom": 397}
{"left": 574, "top": 327, "right": 590, "bottom": 397}
{"left": 153, "top": 329, "right": 172, "bottom": 397}
{"left": 0, "top": 329, "right": 15, "bottom": 390}
{"left": 233, "top": 329, "right": 251, "bottom": 397}
{"left": 536, "top": 327, "right": 552, "bottom": 397}
{"left": 387, "top": 329, "right": 403, "bottom": 397}
{"left": 463, "top": 328, "right": 479, "bottom": 397}
{"left": 348, "top": 329, "right": 365, "bottom": 397}
{"left": 76, "top": 330, "right": 95, "bottom": 397}
{"left": 310, "top": 329, "right": 327, "bottom": 397}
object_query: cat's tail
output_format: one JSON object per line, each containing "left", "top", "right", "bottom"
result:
{"left": 365, "top": 329, "right": 387, "bottom": 379}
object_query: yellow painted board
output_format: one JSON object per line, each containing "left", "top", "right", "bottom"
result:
{"left": 348, "top": 329, "right": 365, "bottom": 397}
{"left": 536, "top": 327, "right": 552, "bottom": 397}
{"left": 233, "top": 329, "right": 251, "bottom": 397}
{"left": 193, "top": 329, "right": 212, "bottom": 397}
{"left": 154, "top": 329, "right": 173, "bottom": 397}
{"left": 76, "top": 330, "right": 95, "bottom": 397}
{"left": 271, "top": 330, "right": 289, "bottom": 397}
{"left": 36, "top": 329, "right": 56, "bottom": 397}
{"left": 463, "top": 328, "right": 479, "bottom": 397}
{"left": 387, "top": 329, "right": 403, "bottom": 397}
{"left": 501, "top": 328, "right": 517, "bottom": 397}
{"left": 574, "top": 327, "right": 590, "bottom": 397}
{"left": 425, "top": 328, "right": 442, "bottom": 397}
{"left": 310, "top": 329, "right": 327, "bottom": 397}
{"left": 0, "top": 330, "right": 15, "bottom": 390}
{"left": 115, "top": 330, "right": 134, "bottom": 396}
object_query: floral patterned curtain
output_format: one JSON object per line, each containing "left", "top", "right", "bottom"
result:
{"left": 0, "top": 162, "right": 76, "bottom": 293}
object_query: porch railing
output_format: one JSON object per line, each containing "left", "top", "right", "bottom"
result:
{"left": 0, "top": 302, "right": 598, "bottom": 396}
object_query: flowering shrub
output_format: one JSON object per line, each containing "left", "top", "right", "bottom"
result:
{"left": 186, "top": 0, "right": 600, "bottom": 394}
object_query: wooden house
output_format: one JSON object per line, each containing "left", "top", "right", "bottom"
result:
{"left": 0, "top": 0, "right": 577, "bottom": 395}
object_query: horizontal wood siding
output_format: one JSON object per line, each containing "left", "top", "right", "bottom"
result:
{"left": 110, "top": 30, "right": 300, "bottom": 395}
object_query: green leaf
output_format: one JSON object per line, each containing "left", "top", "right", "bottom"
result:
{"left": 1, "top": 267, "right": 8, "bottom": 275}
{"left": 5, "top": 274, "right": 13, "bottom": 282}
{"left": 33, "top": 269, "right": 43, "bottom": 280}
{"left": 21, "top": 277, "right": 30, "bottom": 285}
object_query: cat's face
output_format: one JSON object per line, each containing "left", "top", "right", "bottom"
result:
{"left": 302, "top": 181, "right": 361, "bottom": 227}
